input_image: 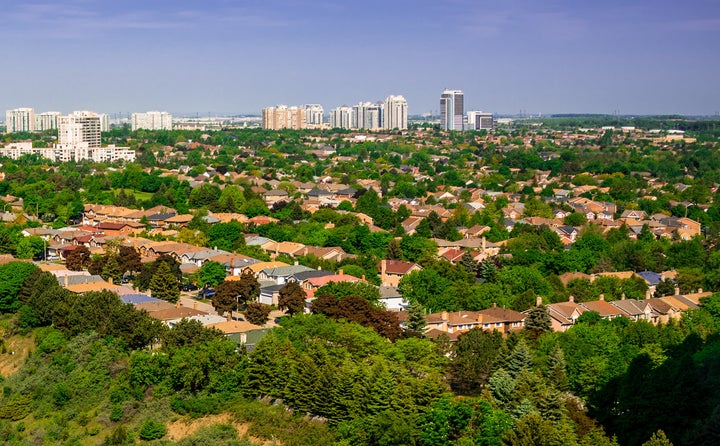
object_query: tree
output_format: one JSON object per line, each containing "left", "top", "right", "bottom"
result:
{"left": 564, "top": 212, "right": 588, "bottom": 227}
{"left": 65, "top": 245, "right": 91, "bottom": 271}
{"left": 524, "top": 305, "right": 552, "bottom": 339}
{"left": 195, "top": 260, "right": 227, "bottom": 289}
{"left": 654, "top": 278, "right": 676, "bottom": 297}
{"left": 212, "top": 280, "right": 243, "bottom": 316}
{"left": 236, "top": 270, "right": 261, "bottom": 305}
{"left": 0, "top": 262, "right": 38, "bottom": 313}
{"left": 449, "top": 329, "right": 504, "bottom": 395}
{"left": 101, "top": 255, "right": 123, "bottom": 284}
{"left": 244, "top": 302, "right": 272, "bottom": 326}
{"left": 406, "top": 300, "right": 427, "bottom": 333}
{"left": 149, "top": 262, "right": 180, "bottom": 303}
{"left": 118, "top": 246, "right": 142, "bottom": 275}
{"left": 385, "top": 238, "right": 403, "bottom": 260}
{"left": 315, "top": 281, "right": 381, "bottom": 304}
{"left": 458, "top": 251, "right": 478, "bottom": 275}
{"left": 641, "top": 430, "right": 673, "bottom": 446}
{"left": 278, "top": 281, "right": 306, "bottom": 316}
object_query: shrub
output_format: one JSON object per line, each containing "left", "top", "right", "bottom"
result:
{"left": 109, "top": 405, "right": 123, "bottom": 422}
{"left": 139, "top": 419, "right": 166, "bottom": 440}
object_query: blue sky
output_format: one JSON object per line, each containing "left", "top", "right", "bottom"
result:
{"left": 2, "top": 0, "right": 719, "bottom": 116}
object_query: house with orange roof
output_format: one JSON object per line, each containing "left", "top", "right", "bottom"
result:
{"left": 378, "top": 259, "right": 422, "bottom": 287}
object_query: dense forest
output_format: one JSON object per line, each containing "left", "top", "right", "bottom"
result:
{"left": 0, "top": 260, "right": 719, "bottom": 444}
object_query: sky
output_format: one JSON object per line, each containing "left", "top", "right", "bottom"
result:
{"left": 2, "top": 0, "right": 720, "bottom": 117}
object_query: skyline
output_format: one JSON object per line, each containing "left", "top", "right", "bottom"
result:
{"left": 2, "top": 1, "right": 720, "bottom": 116}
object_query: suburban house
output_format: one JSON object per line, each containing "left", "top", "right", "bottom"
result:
{"left": 378, "top": 259, "right": 422, "bottom": 287}
{"left": 424, "top": 305, "right": 526, "bottom": 340}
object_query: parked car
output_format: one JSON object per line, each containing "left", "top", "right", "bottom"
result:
{"left": 182, "top": 283, "right": 198, "bottom": 292}
{"left": 198, "top": 288, "right": 215, "bottom": 299}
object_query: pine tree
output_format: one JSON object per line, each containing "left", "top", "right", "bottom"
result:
{"left": 642, "top": 430, "right": 673, "bottom": 446}
{"left": 459, "top": 251, "right": 478, "bottom": 275}
{"left": 478, "top": 258, "right": 498, "bottom": 282}
{"left": 524, "top": 305, "right": 552, "bottom": 339}
{"left": 102, "top": 255, "right": 123, "bottom": 284}
{"left": 507, "top": 339, "right": 534, "bottom": 377}
{"left": 149, "top": 262, "right": 180, "bottom": 303}
{"left": 547, "top": 344, "right": 569, "bottom": 391}
{"left": 385, "top": 239, "right": 403, "bottom": 260}
{"left": 406, "top": 301, "right": 427, "bottom": 333}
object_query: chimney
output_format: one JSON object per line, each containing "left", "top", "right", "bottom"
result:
{"left": 482, "top": 236, "right": 487, "bottom": 252}
{"left": 176, "top": 301, "right": 181, "bottom": 309}
{"left": 381, "top": 259, "right": 387, "bottom": 276}
{"left": 193, "top": 303, "right": 197, "bottom": 310}
{"left": 536, "top": 295, "right": 543, "bottom": 306}
{"left": 646, "top": 290, "right": 651, "bottom": 299}
{"left": 621, "top": 293, "right": 626, "bottom": 300}
{"left": 568, "top": 295, "right": 574, "bottom": 303}
{"left": 698, "top": 288, "right": 703, "bottom": 294}
{"left": 674, "top": 286, "right": 680, "bottom": 296}
{"left": 294, "top": 260, "right": 299, "bottom": 266}
{"left": 361, "top": 274, "right": 366, "bottom": 282}
{"left": 492, "top": 302, "right": 497, "bottom": 308}
{"left": 64, "top": 274, "right": 69, "bottom": 287}
{"left": 214, "top": 246, "right": 218, "bottom": 251}
{"left": 339, "top": 268, "right": 343, "bottom": 275}
{"left": 108, "top": 277, "right": 113, "bottom": 285}
{"left": 317, "top": 265, "right": 321, "bottom": 270}
{"left": 227, "top": 313, "right": 231, "bottom": 322}
{"left": 599, "top": 294, "right": 605, "bottom": 301}
{"left": 441, "top": 311, "right": 449, "bottom": 321}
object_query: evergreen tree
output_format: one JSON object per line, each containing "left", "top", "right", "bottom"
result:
{"left": 459, "top": 251, "right": 478, "bottom": 275}
{"left": 385, "top": 238, "right": 403, "bottom": 260}
{"left": 0, "top": 231, "right": 16, "bottom": 254}
{"left": 642, "top": 430, "right": 673, "bottom": 446}
{"left": 547, "top": 344, "right": 569, "bottom": 391}
{"left": 101, "top": 255, "right": 123, "bottom": 284}
{"left": 149, "top": 262, "right": 180, "bottom": 303}
{"left": 406, "top": 300, "right": 427, "bottom": 333}
{"left": 478, "top": 258, "right": 498, "bottom": 282}
{"left": 507, "top": 339, "right": 534, "bottom": 377}
{"left": 524, "top": 305, "right": 552, "bottom": 339}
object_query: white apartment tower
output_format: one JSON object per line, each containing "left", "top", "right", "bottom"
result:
{"left": 352, "top": 102, "right": 383, "bottom": 130}
{"left": 262, "top": 105, "right": 306, "bottom": 130}
{"left": 383, "top": 95, "right": 408, "bottom": 130}
{"left": 304, "top": 104, "right": 324, "bottom": 128}
{"left": 330, "top": 106, "right": 353, "bottom": 129}
{"left": 440, "top": 89, "right": 464, "bottom": 131}
{"left": 131, "top": 111, "right": 173, "bottom": 131}
{"left": 35, "top": 112, "right": 62, "bottom": 131}
{"left": 58, "top": 111, "right": 103, "bottom": 148}
{"left": 466, "top": 111, "right": 494, "bottom": 131}
{"left": 5, "top": 108, "right": 35, "bottom": 133}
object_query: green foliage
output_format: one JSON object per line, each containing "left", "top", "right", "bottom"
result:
{"left": 195, "top": 260, "right": 227, "bottom": 289}
{"left": 0, "top": 262, "right": 38, "bottom": 313}
{"left": 316, "top": 281, "right": 381, "bottom": 303}
{"left": 139, "top": 419, "right": 167, "bottom": 440}
{"left": 149, "top": 261, "right": 181, "bottom": 302}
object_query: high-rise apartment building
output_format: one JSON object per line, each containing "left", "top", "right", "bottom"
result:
{"left": 352, "top": 102, "right": 383, "bottom": 130}
{"left": 304, "top": 104, "right": 324, "bottom": 128}
{"left": 383, "top": 95, "right": 408, "bottom": 130}
{"left": 330, "top": 106, "right": 353, "bottom": 129}
{"left": 5, "top": 108, "right": 35, "bottom": 133}
{"left": 131, "top": 111, "right": 173, "bottom": 131}
{"left": 466, "top": 111, "right": 494, "bottom": 131}
{"left": 58, "top": 111, "right": 104, "bottom": 148}
{"left": 262, "top": 105, "right": 306, "bottom": 130}
{"left": 440, "top": 89, "right": 464, "bottom": 131}
{"left": 35, "top": 111, "right": 62, "bottom": 131}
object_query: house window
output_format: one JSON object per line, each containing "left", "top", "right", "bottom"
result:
{"left": 495, "top": 323, "right": 502, "bottom": 328}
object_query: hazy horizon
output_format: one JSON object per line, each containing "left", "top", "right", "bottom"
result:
{"left": 3, "top": 0, "right": 719, "bottom": 117}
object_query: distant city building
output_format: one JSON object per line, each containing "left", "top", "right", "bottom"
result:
{"left": 5, "top": 108, "right": 35, "bottom": 133}
{"left": 304, "top": 104, "right": 324, "bottom": 128}
{"left": 330, "top": 106, "right": 353, "bottom": 129}
{"left": 35, "top": 111, "right": 61, "bottom": 131}
{"left": 131, "top": 111, "right": 173, "bottom": 131}
{"left": 262, "top": 105, "right": 306, "bottom": 130}
{"left": 383, "top": 95, "right": 408, "bottom": 130}
{"left": 440, "top": 89, "right": 464, "bottom": 131}
{"left": 58, "top": 111, "right": 104, "bottom": 148}
{"left": 466, "top": 111, "right": 494, "bottom": 131}
{"left": 0, "top": 140, "right": 134, "bottom": 163}
{"left": 352, "top": 101, "right": 383, "bottom": 130}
